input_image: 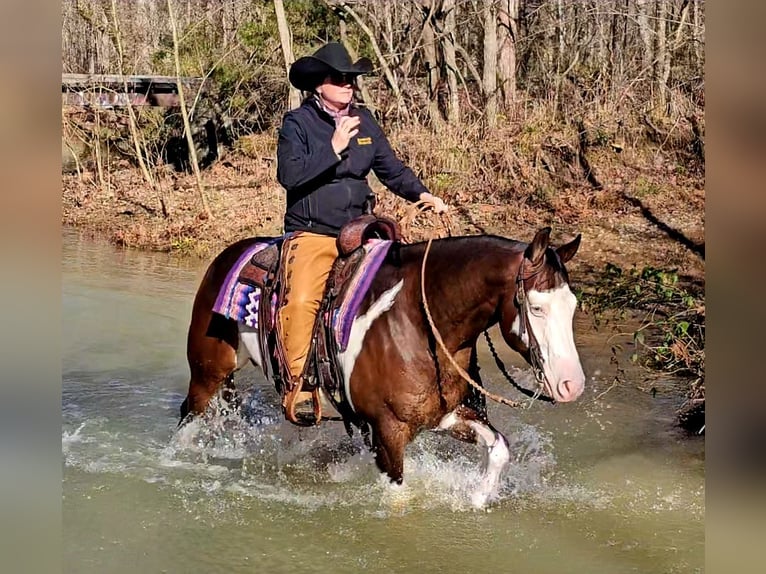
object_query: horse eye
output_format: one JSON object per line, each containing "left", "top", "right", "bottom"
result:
{"left": 530, "top": 305, "right": 544, "bottom": 314}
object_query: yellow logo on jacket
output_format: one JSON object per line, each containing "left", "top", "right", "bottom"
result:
{"left": 356, "top": 137, "right": 372, "bottom": 145}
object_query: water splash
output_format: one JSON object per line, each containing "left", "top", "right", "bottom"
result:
{"left": 64, "top": 380, "right": 647, "bottom": 517}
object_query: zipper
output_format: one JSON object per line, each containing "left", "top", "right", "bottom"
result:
{"left": 345, "top": 182, "right": 353, "bottom": 210}
{"left": 306, "top": 194, "right": 313, "bottom": 227}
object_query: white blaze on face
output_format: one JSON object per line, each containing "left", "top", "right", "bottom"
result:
{"left": 338, "top": 280, "right": 404, "bottom": 412}
{"left": 524, "top": 284, "right": 585, "bottom": 402}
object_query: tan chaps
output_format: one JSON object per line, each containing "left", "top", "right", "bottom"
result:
{"left": 277, "top": 231, "right": 338, "bottom": 381}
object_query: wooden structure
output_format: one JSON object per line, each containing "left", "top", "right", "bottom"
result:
{"left": 62, "top": 73, "right": 205, "bottom": 108}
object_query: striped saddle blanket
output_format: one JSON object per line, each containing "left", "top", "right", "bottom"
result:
{"left": 212, "top": 238, "right": 393, "bottom": 352}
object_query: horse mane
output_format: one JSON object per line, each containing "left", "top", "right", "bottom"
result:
{"left": 395, "top": 234, "right": 570, "bottom": 287}
{"left": 401, "top": 234, "right": 526, "bottom": 257}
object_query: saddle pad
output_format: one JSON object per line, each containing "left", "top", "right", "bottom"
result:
{"left": 212, "top": 240, "right": 275, "bottom": 328}
{"left": 333, "top": 239, "right": 393, "bottom": 352}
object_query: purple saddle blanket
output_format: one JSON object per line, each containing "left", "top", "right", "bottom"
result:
{"left": 212, "top": 240, "right": 276, "bottom": 330}
{"left": 212, "top": 238, "right": 393, "bottom": 351}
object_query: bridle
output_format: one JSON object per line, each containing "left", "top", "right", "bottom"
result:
{"left": 483, "top": 255, "right": 556, "bottom": 405}
{"left": 420, "top": 237, "right": 555, "bottom": 409}
{"left": 514, "top": 257, "right": 548, "bottom": 393}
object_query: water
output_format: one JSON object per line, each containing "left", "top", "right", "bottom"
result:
{"left": 62, "top": 228, "right": 704, "bottom": 573}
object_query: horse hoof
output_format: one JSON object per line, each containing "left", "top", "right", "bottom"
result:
{"left": 471, "top": 490, "right": 491, "bottom": 510}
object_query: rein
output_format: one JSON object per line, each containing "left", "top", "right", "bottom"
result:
{"left": 404, "top": 201, "right": 549, "bottom": 409}
{"left": 482, "top": 331, "right": 553, "bottom": 403}
{"left": 420, "top": 237, "right": 524, "bottom": 409}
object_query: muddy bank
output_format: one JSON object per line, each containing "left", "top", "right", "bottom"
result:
{"left": 61, "top": 146, "right": 705, "bottom": 284}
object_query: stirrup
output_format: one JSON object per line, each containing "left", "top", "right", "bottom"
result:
{"left": 283, "top": 382, "right": 322, "bottom": 427}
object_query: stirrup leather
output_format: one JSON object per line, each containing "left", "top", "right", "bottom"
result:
{"left": 283, "top": 380, "right": 322, "bottom": 426}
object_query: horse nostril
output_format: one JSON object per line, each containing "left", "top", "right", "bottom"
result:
{"left": 557, "top": 379, "right": 579, "bottom": 401}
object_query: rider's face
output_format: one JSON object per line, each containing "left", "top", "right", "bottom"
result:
{"left": 316, "top": 73, "right": 355, "bottom": 110}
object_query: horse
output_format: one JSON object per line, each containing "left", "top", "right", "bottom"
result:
{"left": 180, "top": 226, "right": 585, "bottom": 507}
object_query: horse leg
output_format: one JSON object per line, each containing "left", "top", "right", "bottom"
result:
{"left": 181, "top": 305, "right": 239, "bottom": 423}
{"left": 438, "top": 404, "right": 511, "bottom": 508}
{"left": 371, "top": 416, "right": 413, "bottom": 485}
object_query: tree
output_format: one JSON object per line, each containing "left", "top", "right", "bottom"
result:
{"left": 497, "top": 0, "right": 519, "bottom": 114}
{"left": 274, "top": 0, "right": 301, "bottom": 110}
{"left": 482, "top": 0, "right": 498, "bottom": 126}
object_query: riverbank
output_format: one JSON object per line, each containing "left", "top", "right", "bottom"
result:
{"left": 62, "top": 138, "right": 705, "bottom": 280}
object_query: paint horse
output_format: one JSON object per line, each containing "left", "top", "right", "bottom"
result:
{"left": 181, "top": 227, "right": 585, "bottom": 507}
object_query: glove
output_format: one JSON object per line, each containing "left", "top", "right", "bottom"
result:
{"left": 420, "top": 192, "right": 449, "bottom": 214}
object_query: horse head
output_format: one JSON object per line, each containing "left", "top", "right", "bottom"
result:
{"left": 498, "top": 227, "right": 585, "bottom": 403}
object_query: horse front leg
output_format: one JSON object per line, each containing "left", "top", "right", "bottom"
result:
{"left": 438, "top": 404, "right": 511, "bottom": 508}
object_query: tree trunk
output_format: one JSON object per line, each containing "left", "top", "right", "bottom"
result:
{"left": 421, "top": 2, "right": 444, "bottom": 128}
{"left": 339, "top": 19, "right": 376, "bottom": 113}
{"left": 636, "top": 0, "right": 654, "bottom": 79}
{"left": 553, "top": 0, "right": 565, "bottom": 114}
{"left": 332, "top": 1, "right": 403, "bottom": 108}
{"left": 482, "top": 0, "right": 498, "bottom": 127}
{"left": 655, "top": 0, "right": 669, "bottom": 110}
{"left": 438, "top": 0, "right": 460, "bottom": 123}
{"left": 168, "top": 0, "right": 211, "bottom": 218}
{"left": 692, "top": 0, "right": 703, "bottom": 78}
{"left": 274, "top": 0, "right": 301, "bottom": 110}
{"left": 609, "top": 0, "right": 626, "bottom": 85}
{"left": 497, "top": 0, "right": 518, "bottom": 114}
{"left": 594, "top": 0, "right": 609, "bottom": 87}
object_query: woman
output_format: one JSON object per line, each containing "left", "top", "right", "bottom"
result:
{"left": 276, "top": 42, "right": 448, "bottom": 424}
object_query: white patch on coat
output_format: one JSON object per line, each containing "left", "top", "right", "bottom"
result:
{"left": 238, "top": 325, "right": 263, "bottom": 370}
{"left": 437, "top": 411, "right": 459, "bottom": 430}
{"left": 524, "top": 284, "right": 585, "bottom": 398}
{"left": 338, "top": 279, "right": 404, "bottom": 412}
{"left": 436, "top": 408, "right": 511, "bottom": 508}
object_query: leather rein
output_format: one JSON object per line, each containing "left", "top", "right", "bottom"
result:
{"left": 420, "top": 239, "right": 552, "bottom": 409}
{"left": 486, "top": 257, "right": 553, "bottom": 403}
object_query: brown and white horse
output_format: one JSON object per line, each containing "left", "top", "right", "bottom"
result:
{"left": 181, "top": 227, "right": 585, "bottom": 507}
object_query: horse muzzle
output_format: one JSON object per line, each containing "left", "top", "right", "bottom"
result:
{"left": 543, "top": 359, "right": 585, "bottom": 403}
{"left": 552, "top": 378, "right": 584, "bottom": 402}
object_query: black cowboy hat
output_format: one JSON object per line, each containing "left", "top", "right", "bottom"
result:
{"left": 289, "top": 42, "right": 373, "bottom": 92}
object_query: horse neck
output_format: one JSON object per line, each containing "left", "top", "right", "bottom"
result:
{"left": 417, "top": 238, "right": 522, "bottom": 346}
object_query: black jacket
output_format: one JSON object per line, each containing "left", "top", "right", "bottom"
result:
{"left": 277, "top": 98, "right": 428, "bottom": 236}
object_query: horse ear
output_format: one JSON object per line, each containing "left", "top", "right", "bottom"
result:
{"left": 556, "top": 234, "right": 581, "bottom": 264}
{"left": 524, "top": 227, "right": 551, "bottom": 265}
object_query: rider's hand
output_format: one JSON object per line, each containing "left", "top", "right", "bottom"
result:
{"left": 419, "top": 192, "right": 449, "bottom": 214}
{"left": 331, "top": 116, "right": 361, "bottom": 155}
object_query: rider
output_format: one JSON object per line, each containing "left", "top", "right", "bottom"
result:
{"left": 276, "top": 42, "right": 448, "bottom": 423}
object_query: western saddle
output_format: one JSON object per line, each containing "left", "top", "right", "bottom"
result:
{"left": 236, "top": 214, "right": 401, "bottom": 427}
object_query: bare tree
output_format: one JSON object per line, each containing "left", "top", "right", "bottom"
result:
{"left": 338, "top": 19, "right": 376, "bottom": 112}
{"left": 109, "top": 1, "right": 158, "bottom": 193}
{"left": 433, "top": 0, "right": 460, "bottom": 123}
{"left": 168, "top": 0, "right": 212, "bottom": 218}
{"left": 420, "top": 1, "right": 445, "bottom": 128}
{"left": 482, "top": 0, "right": 498, "bottom": 127}
{"left": 274, "top": 0, "right": 301, "bottom": 110}
{"left": 692, "top": 0, "right": 704, "bottom": 77}
{"left": 654, "top": 0, "right": 668, "bottom": 109}
{"left": 636, "top": 0, "right": 655, "bottom": 83}
{"left": 497, "top": 0, "right": 519, "bottom": 113}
